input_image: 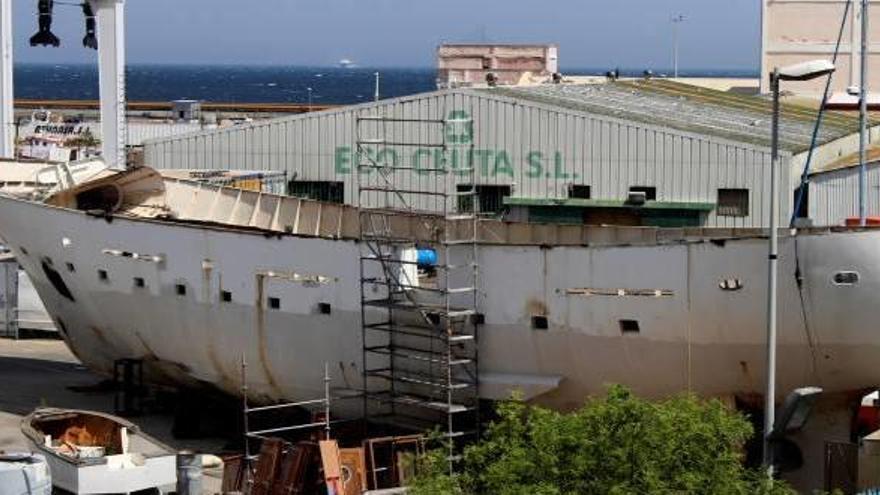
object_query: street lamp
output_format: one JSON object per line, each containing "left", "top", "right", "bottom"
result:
{"left": 374, "top": 72, "right": 380, "bottom": 102}
{"left": 671, "top": 15, "right": 685, "bottom": 78}
{"left": 765, "top": 59, "right": 835, "bottom": 476}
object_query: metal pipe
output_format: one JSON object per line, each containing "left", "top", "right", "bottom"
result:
{"left": 860, "top": 0, "right": 869, "bottom": 226}
{"left": 764, "top": 70, "right": 781, "bottom": 476}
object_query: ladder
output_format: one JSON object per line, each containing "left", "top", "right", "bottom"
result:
{"left": 356, "top": 108, "right": 480, "bottom": 464}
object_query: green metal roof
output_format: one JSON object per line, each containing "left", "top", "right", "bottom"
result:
{"left": 482, "top": 80, "right": 869, "bottom": 154}
{"left": 504, "top": 196, "right": 716, "bottom": 212}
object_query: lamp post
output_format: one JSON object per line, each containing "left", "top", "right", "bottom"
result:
{"left": 374, "top": 72, "right": 380, "bottom": 102}
{"left": 672, "top": 15, "right": 685, "bottom": 78}
{"left": 0, "top": 0, "right": 13, "bottom": 159}
{"left": 765, "top": 59, "right": 835, "bottom": 477}
{"left": 859, "top": 0, "right": 869, "bottom": 226}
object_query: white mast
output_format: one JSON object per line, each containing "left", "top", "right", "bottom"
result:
{"left": 0, "top": 0, "right": 13, "bottom": 159}
{"left": 91, "top": 0, "right": 126, "bottom": 169}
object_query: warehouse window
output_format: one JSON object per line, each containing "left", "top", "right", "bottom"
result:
{"left": 629, "top": 186, "right": 656, "bottom": 201}
{"left": 288, "top": 181, "right": 344, "bottom": 204}
{"left": 569, "top": 185, "right": 592, "bottom": 199}
{"left": 717, "top": 189, "right": 750, "bottom": 217}
{"left": 457, "top": 185, "right": 511, "bottom": 215}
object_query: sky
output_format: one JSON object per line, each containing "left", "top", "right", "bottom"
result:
{"left": 10, "top": 0, "right": 761, "bottom": 70}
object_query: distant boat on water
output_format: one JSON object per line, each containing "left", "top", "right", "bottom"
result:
{"left": 338, "top": 59, "right": 356, "bottom": 68}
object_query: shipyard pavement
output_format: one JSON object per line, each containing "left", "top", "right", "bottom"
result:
{"left": 0, "top": 337, "right": 225, "bottom": 493}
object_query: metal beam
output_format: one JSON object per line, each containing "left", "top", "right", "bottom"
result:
{"left": 0, "top": 0, "right": 13, "bottom": 158}
{"left": 91, "top": 0, "right": 126, "bottom": 169}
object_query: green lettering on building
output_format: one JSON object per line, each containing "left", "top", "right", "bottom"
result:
{"left": 493, "top": 150, "right": 514, "bottom": 178}
{"left": 331, "top": 111, "right": 582, "bottom": 181}
{"left": 335, "top": 146, "right": 352, "bottom": 174}
{"left": 413, "top": 149, "right": 432, "bottom": 176}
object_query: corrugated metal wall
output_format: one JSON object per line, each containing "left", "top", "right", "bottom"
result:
{"left": 810, "top": 163, "right": 880, "bottom": 225}
{"left": 126, "top": 122, "right": 206, "bottom": 146}
{"left": 143, "top": 89, "right": 785, "bottom": 228}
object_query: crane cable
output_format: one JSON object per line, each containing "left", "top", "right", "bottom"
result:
{"left": 790, "top": 0, "right": 853, "bottom": 227}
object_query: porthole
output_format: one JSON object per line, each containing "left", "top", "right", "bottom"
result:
{"left": 720, "top": 279, "right": 744, "bottom": 291}
{"left": 42, "top": 259, "right": 74, "bottom": 302}
{"left": 833, "top": 271, "right": 860, "bottom": 286}
{"left": 531, "top": 315, "right": 549, "bottom": 330}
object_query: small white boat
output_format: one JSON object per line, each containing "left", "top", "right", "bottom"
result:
{"left": 21, "top": 408, "right": 176, "bottom": 494}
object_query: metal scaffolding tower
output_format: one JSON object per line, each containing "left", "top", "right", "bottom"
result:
{"left": 356, "top": 105, "right": 480, "bottom": 462}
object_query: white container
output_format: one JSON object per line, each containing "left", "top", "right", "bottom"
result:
{"left": 0, "top": 453, "right": 52, "bottom": 495}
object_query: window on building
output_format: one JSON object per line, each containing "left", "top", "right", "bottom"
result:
{"left": 268, "top": 297, "right": 281, "bottom": 310}
{"left": 457, "top": 185, "right": 511, "bottom": 215}
{"left": 717, "top": 189, "right": 750, "bottom": 217}
{"left": 221, "top": 290, "right": 233, "bottom": 303}
{"left": 629, "top": 186, "right": 656, "bottom": 201}
{"left": 176, "top": 284, "right": 187, "bottom": 296}
{"left": 288, "top": 181, "right": 344, "bottom": 204}
{"left": 569, "top": 185, "right": 592, "bottom": 199}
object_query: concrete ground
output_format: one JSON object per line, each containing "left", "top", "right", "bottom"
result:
{"left": 0, "top": 337, "right": 226, "bottom": 493}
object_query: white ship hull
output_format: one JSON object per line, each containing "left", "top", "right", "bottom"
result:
{"left": 0, "top": 170, "right": 877, "bottom": 415}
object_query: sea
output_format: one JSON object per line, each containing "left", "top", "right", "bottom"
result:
{"left": 14, "top": 64, "right": 759, "bottom": 105}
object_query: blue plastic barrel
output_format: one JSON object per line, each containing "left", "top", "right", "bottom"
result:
{"left": 417, "top": 248, "right": 438, "bottom": 268}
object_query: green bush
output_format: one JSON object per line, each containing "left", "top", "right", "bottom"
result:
{"left": 410, "top": 385, "right": 794, "bottom": 495}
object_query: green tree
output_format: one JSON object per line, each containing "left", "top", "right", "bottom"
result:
{"left": 410, "top": 386, "right": 794, "bottom": 495}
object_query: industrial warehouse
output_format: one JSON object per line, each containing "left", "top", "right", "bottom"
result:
{"left": 142, "top": 78, "right": 876, "bottom": 228}
{"left": 8, "top": 0, "right": 880, "bottom": 490}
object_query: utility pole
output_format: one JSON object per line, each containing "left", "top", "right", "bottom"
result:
{"left": 672, "top": 15, "right": 685, "bottom": 78}
{"left": 0, "top": 0, "right": 13, "bottom": 158}
{"left": 859, "top": 0, "right": 869, "bottom": 226}
{"left": 92, "top": 0, "right": 127, "bottom": 169}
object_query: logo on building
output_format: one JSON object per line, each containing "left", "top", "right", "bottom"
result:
{"left": 446, "top": 110, "right": 473, "bottom": 144}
